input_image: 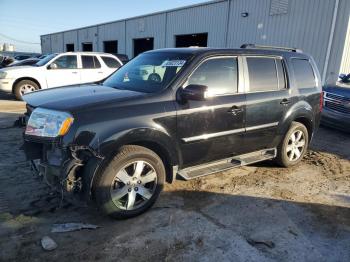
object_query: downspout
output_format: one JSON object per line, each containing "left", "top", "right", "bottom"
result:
{"left": 322, "top": 0, "right": 340, "bottom": 85}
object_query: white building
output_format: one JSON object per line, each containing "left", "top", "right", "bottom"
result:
{"left": 41, "top": 0, "right": 350, "bottom": 84}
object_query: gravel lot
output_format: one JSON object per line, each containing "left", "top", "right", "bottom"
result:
{"left": 0, "top": 93, "right": 349, "bottom": 262}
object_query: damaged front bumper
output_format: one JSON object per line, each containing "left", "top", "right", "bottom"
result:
{"left": 22, "top": 138, "right": 104, "bottom": 200}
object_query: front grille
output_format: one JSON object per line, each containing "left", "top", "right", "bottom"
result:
{"left": 325, "top": 101, "right": 350, "bottom": 114}
{"left": 324, "top": 92, "right": 350, "bottom": 114}
{"left": 325, "top": 92, "right": 350, "bottom": 102}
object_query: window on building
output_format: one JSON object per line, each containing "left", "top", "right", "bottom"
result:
{"left": 186, "top": 57, "right": 238, "bottom": 96}
{"left": 133, "top": 38, "right": 154, "bottom": 57}
{"left": 103, "top": 40, "right": 118, "bottom": 54}
{"left": 247, "top": 57, "right": 279, "bottom": 92}
{"left": 175, "top": 33, "right": 208, "bottom": 47}
{"left": 291, "top": 59, "right": 316, "bottom": 89}
{"left": 52, "top": 55, "right": 77, "bottom": 69}
{"left": 81, "top": 55, "right": 101, "bottom": 69}
{"left": 101, "top": 56, "right": 121, "bottom": 68}
{"left": 82, "top": 42, "right": 93, "bottom": 51}
{"left": 66, "top": 43, "right": 74, "bottom": 52}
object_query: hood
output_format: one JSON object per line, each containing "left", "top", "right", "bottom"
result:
{"left": 0, "top": 65, "right": 41, "bottom": 76}
{"left": 323, "top": 85, "right": 350, "bottom": 97}
{"left": 23, "top": 84, "right": 146, "bottom": 112}
{"left": 1, "top": 65, "right": 38, "bottom": 72}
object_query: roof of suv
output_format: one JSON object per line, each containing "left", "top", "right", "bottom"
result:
{"left": 145, "top": 47, "right": 309, "bottom": 59}
{"left": 58, "top": 52, "right": 117, "bottom": 56}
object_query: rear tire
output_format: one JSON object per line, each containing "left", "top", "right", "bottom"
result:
{"left": 93, "top": 145, "right": 165, "bottom": 219}
{"left": 276, "top": 121, "right": 309, "bottom": 167}
{"left": 14, "top": 80, "right": 39, "bottom": 100}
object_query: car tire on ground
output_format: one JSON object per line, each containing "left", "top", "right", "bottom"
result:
{"left": 14, "top": 80, "right": 39, "bottom": 100}
{"left": 93, "top": 145, "right": 165, "bottom": 219}
{"left": 276, "top": 121, "right": 309, "bottom": 167}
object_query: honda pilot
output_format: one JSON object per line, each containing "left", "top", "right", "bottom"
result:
{"left": 21, "top": 45, "right": 322, "bottom": 219}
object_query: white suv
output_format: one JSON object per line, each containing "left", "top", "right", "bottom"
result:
{"left": 0, "top": 52, "right": 123, "bottom": 100}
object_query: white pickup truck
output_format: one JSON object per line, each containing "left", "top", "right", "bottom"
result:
{"left": 0, "top": 52, "right": 123, "bottom": 100}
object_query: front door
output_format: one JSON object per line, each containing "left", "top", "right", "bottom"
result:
{"left": 46, "top": 55, "right": 81, "bottom": 88}
{"left": 176, "top": 56, "right": 246, "bottom": 168}
{"left": 243, "top": 56, "right": 290, "bottom": 152}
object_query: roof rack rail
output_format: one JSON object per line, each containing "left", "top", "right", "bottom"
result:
{"left": 240, "top": 43, "right": 303, "bottom": 53}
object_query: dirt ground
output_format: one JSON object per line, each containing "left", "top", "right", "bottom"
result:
{"left": 0, "top": 93, "right": 349, "bottom": 262}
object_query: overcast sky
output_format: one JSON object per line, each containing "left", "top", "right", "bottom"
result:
{"left": 0, "top": 0, "right": 207, "bottom": 53}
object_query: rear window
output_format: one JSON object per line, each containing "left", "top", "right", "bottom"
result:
{"left": 82, "top": 55, "right": 101, "bottom": 69}
{"left": 247, "top": 57, "right": 279, "bottom": 92}
{"left": 101, "top": 56, "right": 121, "bottom": 68}
{"left": 291, "top": 59, "right": 316, "bottom": 88}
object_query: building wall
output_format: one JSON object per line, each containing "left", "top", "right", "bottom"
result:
{"left": 77, "top": 26, "right": 98, "bottom": 51}
{"left": 41, "top": 0, "right": 350, "bottom": 84}
{"left": 166, "top": 1, "right": 228, "bottom": 48}
{"left": 41, "top": 35, "right": 51, "bottom": 53}
{"left": 50, "top": 33, "right": 63, "bottom": 53}
{"left": 63, "top": 30, "right": 78, "bottom": 51}
{"left": 227, "top": 0, "right": 335, "bottom": 81}
{"left": 97, "top": 21, "right": 126, "bottom": 54}
{"left": 125, "top": 13, "right": 166, "bottom": 57}
{"left": 339, "top": 13, "right": 350, "bottom": 75}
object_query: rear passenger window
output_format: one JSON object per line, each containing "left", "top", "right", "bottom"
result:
{"left": 101, "top": 56, "right": 121, "bottom": 68}
{"left": 247, "top": 57, "right": 278, "bottom": 92}
{"left": 82, "top": 56, "right": 101, "bottom": 69}
{"left": 187, "top": 57, "right": 238, "bottom": 96}
{"left": 291, "top": 59, "right": 316, "bottom": 88}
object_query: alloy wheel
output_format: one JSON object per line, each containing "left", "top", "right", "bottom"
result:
{"left": 20, "top": 84, "right": 36, "bottom": 95}
{"left": 286, "top": 130, "right": 306, "bottom": 161}
{"left": 110, "top": 160, "right": 157, "bottom": 210}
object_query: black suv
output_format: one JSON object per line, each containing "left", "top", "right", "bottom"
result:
{"left": 22, "top": 45, "right": 322, "bottom": 219}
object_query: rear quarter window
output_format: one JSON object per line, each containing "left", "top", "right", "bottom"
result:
{"left": 101, "top": 56, "right": 121, "bottom": 68}
{"left": 291, "top": 59, "right": 316, "bottom": 88}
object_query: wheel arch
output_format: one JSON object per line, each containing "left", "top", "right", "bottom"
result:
{"left": 82, "top": 127, "right": 180, "bottom": 197}
{"left": 279, "top": 101, "right": 315, "bottom": 139}
{"left": 12, "top": 77, "right": 41, "bottom": 93}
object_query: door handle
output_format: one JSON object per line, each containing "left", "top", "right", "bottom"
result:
{"left": 72, "top": 71, "right": 78, "bottom": 74}
{"left": 280, "top": 98, "right": 291, "bottom": 105}
{"left": 98, "top": 71, "right": 103, "bottom": 74}
{"left": 228, "top": 106, "right": 243, "bottom": 115}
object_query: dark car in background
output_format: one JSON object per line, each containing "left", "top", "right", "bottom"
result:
{"left": 14, "top": 54, "right": 32, "bottom": 61}
{"left": 322, "top": 85, "right": 350, "bottom": 132}
{"left": 7, "top": 58, "right": 40, "bottom": 67}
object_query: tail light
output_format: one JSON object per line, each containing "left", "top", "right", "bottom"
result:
{"left": 319, "top": 91, "right": 324, "bottom": 112}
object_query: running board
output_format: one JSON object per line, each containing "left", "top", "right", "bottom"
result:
{"left": 177, "top": 148, "right": 276, "bottom": 180}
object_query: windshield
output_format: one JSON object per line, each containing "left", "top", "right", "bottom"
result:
{"left": 103, "top": 52, "right": 192, "bottom": 93}
{"left": 35, "top": 54, "right": 57, "bottom": 66}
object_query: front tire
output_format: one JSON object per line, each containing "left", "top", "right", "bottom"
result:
{"left": 276, "top": 121, "right": 309, "bottom": 167}
{"left": 93, "top": 145, "right": 165, "bottom": 219}
{"left": 14, "top": 80, "right": 39, "bottom": 100}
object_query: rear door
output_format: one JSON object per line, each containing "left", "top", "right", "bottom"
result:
{"left": 45, "top": 55, "right": 80, "bottom": 88}
{"left": 242, "top": 56, "right": 290, "bottom": 152}
{"left": 100, "top": 56, "right": 122, "bottom": 77}
{"left": 176, "top": 55, "right": 246, "bottom": 167}
{"left": 80, "top": 55, "right": 105, "bottom": 83}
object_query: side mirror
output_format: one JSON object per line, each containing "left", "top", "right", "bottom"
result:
{"left": 48, "top": 63, "right": 58, "bottom": 69}
{"left": 181, "top": 84, "right": 208, "bottom": 101}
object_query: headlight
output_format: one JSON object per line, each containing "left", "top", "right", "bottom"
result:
{"left": 25, "top": 108, "right": 74, "bottom": 138}
{"left": 0, "top": 71, "right": 7, "bottom": 79}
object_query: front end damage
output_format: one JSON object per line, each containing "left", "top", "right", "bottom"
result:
{"left": 22, "top": 139, "right": 104, "bottom": 200}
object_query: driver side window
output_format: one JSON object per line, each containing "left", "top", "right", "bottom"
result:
{"left": 52, "top": 55, "right": 77, "bottom": 69}
{"left": 187, "top": 57, "right": 238, "bottom": 96}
